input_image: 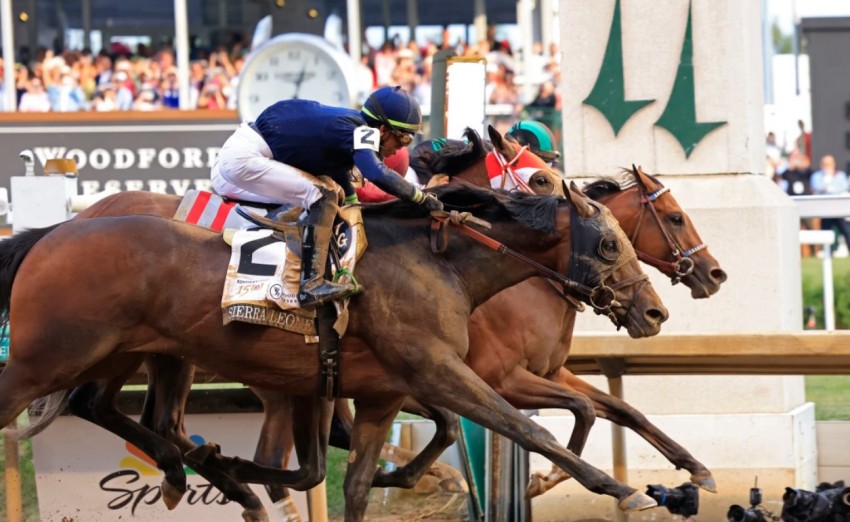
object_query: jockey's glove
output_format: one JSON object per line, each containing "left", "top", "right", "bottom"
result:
{"left": 412, "top": 189, "right": 444, "bottom": 212}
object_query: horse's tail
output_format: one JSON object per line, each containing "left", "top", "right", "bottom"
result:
{"left": 0, "top": 224, "right": 61, "bottom": 328}
{"left": 2, "top": 390, "right": 70, "bottom": 440}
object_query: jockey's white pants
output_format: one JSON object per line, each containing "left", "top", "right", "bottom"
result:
{"left": 211, "top": 123, "right": 323, "bottom": 208}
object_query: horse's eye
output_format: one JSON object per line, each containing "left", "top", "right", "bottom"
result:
{"left": 669, "top": 213, "right": 684, "bottom": 226}
{"left": 598, "top": 238, "right": 620, "bottom": 261}
{"left": 534, "top": 176, "right": 549, "bottom": 186}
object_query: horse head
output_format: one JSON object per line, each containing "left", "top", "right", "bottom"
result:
{"left": 562, "top": 181, "right": 669, "bottom": 338}
{"left": 487, "top": 125, "right": 565, "bottom": 197}
{"left": 584, "top": 166, "right": 727, "bottom": 298}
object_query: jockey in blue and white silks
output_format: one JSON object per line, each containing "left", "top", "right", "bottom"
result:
{"left": 211, "top": 86, "right": 443, "bottom": 308}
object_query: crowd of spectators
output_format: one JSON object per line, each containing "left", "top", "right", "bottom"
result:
{"left": 0, "top": 25, "right": 562, "bottom": 115}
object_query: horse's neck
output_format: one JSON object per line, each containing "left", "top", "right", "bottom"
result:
{"left": 596, "top": 188, "right": 640, "bottom": 237}
{"left": 453, "top": 162, "right": 492, "bottom": 189}
{"left": 366, "top": 215, "right": 556, "bottom": 308}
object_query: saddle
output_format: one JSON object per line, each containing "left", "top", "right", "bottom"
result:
{"left": 173, "top": 189, "right": 368, "bottom": 336}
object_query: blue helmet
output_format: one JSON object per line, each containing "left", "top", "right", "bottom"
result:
{"left": 507, "top": 120, "right": 560, "bottom": 165}
{"left": 361, "top": 86, "right": 422, "bottom": 134}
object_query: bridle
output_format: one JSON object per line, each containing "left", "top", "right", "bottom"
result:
{"left": 429, "top": 207, "right": 647, "bottom": 325}
{"left": 491, "top": 146, "right": 534, "bottom": 192}
{"left": 628, "top": 184, "right": 708, "bottom": 285}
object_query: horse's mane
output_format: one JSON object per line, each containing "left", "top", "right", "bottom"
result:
{"left": 409, "top": 128, "right": 495, "bottom": 185}
{"left": 362, "top": 182, "right": 559, "bottom": 234}
{"left": 582, "top": 169, "right": 665, "bottom": 201}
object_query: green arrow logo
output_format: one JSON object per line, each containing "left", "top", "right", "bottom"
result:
{"left": 583, "top": 0, "right": 654, "bottom": 136}
{"left": 654, "top": 1, "right": 727, "bottom": 158}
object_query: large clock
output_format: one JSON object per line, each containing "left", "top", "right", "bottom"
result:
{"left": 236, "top": 33, "right": 357, "bottom": 122}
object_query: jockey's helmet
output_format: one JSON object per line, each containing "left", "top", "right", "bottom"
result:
{"left": 507, "top": 120, "right": 561, "bottom": 165}
{"left": 361, "top": 86, "right": 422, "bottom": 135}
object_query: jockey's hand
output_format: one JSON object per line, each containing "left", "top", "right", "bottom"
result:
{"left": 418, "top": 191, "right": 444, "bottom": 212}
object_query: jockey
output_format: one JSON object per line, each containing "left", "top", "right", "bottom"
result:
{"left": 507, "top": 120, "right": 561, "bottom": 167}
{"left": 211, "top": 86, "right": 444, "bottom": 309}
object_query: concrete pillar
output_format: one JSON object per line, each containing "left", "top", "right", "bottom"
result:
{"left": 531, "top": 1, "right": 814, "bottom": 520}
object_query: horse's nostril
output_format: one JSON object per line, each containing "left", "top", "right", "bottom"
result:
{"left": 710, "top": 268, "right": 728, "bottom": 284}
{"left": 645, "top": 307, "right": 668, "bottom": 324}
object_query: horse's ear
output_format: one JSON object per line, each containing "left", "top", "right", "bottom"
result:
{"left": 566, "top": 181, "right": 595, "bottom": 218}
{"left": 488, "top": 125, "right": 514, "bottom": 158}
{"left": 632, "top": 164, "right": 651, "bottom": 192}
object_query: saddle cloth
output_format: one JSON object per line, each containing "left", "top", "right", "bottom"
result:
{"left": 173, "top": 190, "right": 367, "bottom": 336}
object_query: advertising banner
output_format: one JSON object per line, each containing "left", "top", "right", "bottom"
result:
{"left": 31, "top": 413, "right": 309, "bottom": 521}
{"left": 0, "top": 113, "right": 238, "bottom": 196}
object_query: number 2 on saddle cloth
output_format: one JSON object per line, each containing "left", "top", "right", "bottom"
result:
{"left": 175, "top": 188, "right": 367, "bottom": 398}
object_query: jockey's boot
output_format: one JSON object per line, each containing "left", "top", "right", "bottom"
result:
{"left": 297, "top": 190, "right": 356, "bottom": 309}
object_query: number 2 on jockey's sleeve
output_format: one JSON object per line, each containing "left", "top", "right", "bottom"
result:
{"left": 353, "top": 126, "right": 379, "bottom": 152}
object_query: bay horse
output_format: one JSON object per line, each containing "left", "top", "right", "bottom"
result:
{"left": 0, "top": 183, "right": 668, "bottom": 521}
{"left": 32, "top": 128, "right": 722, "bottom": 519}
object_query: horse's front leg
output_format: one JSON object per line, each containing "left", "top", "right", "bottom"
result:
{"left": 527, "top": 368, "right": 715, "bottom": 498}
{"left": 371, "top": 399, "right": 464, "bottom": 491}
{"left": 187, "top": 393, "right": 332, "bottom": 491}
{"left": 343, "top": 396, "right": 405, "bottom": 522}
{"left": 144, "top": 355, "right": 269, "bottom": 522}
{"left": 373, "top": 341, "right": 655, "bottom": 512}
{"left": 560, "top": 369, "right": 715, "bottom": 491}
{"left": 484, "top": 367, "right": 597, "bottom": 498}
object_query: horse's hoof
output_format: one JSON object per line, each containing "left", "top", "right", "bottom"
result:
{"left": 525, "top": 473, "right": 545, "bottom": 499}
{"left": 161, "top": 480, "right": 185, "bottom": 510}
{"left": 184, "top": 442, "right": 220, "bottom": 466}
{"left": 440, "top": 476, "right": 469, "bottom": 493}
{"left": 242, "top": 507, "right": 271, "bottom": 522}
{"left": 619, "top": 491, "right": 657, "bottom": 512}
{"left": 691, "top": 470, "right": 717, "bottom": 493}
{"left": 276, "top": 496, "right": 303, "bottom": 522}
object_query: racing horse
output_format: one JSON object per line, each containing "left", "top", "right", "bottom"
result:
{"left": 0, "top": 183, "right": 668, "bottom": 521}
{"left": 30, "top": 127, "right": 723, "bottom": 518}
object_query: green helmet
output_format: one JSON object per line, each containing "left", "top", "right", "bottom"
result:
{"left": 507, "top": 121, "right": 560, "bottom": 165}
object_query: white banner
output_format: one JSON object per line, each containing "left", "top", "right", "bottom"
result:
{"left": 31, "top": 413, "right": 309, "bottom": 521}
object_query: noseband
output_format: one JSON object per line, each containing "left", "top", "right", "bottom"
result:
{"left": 629, "top": 186, "right": 707, "bottom": 285}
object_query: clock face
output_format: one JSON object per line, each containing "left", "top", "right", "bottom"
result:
{"left": 237, "top": 34, "right": 355, "bottom": 122}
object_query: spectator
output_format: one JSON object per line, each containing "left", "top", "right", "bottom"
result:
{"left": 18, "top": 77, "right": 51, "bottom": 112}
{"left": 796, "top": 120, "right": 812, "bottom": 160}
{"left": 529, "top": 80, "right": 558, "bottom": 108}
{"left": 811, "top": 154, "right": 850, "bottom": 251}
{"left": 91, "top": 86, "right": 118, "bottom": 112}
{"left": 49, "top": 71, "right": 87, "bottom": 112}
{"left": 112, "top": 71, "right": 134, "bottom": 110}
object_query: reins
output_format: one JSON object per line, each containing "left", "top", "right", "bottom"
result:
{"left": 628, "top": 185, "right": 707, "bottom": 285}
{"left": 429, "top": 210, "right": 643, "bottom": 318}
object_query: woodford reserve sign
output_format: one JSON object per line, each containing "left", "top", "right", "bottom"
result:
{"left": 0, "top": 110, "right": 239, "bottom": 196}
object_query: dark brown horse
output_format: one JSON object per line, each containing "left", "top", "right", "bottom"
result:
{"left": 55, "top": 130, "right": 720, "bottom": 518}
{"left": 0, "top": 184, "right": 667, "bottom": 521}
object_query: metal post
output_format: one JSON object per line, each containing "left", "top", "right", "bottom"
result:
{"left": 429, "top": 49, "right": 455, "bottom": 139}
{"left": 346, "top": 0, "right": 361, "bottom": 66}
{"left": 306, "top": 480, "right": 329, "bottom": 522}
{"left": 1, "top": 0, "right": 16, "bottom": 112}
{"left": 823, "top": 242, "right": 835, "bottom": 331}
{"left": 474, "top": 0, "right": 486, "bottom": 44}
{"left": 4, "top": 418, "right": 23, "bottom": 522}
{"left": 407, "top": 0, "right": 418, "bottom": 45}
{"left": 517, "top": 0, "right": 535, "bottom": 104}
{"left": 540, "top": 0, "right": 553, "bottom": 53}
{"left": 381, "top": 0, "right": 390, "bottom": 44}
{"left": 174, "top": 0, "right": 191, "bottom": 110}
{"left": 81, "top": 0, "right": 91, "bottom": 49}
{"left": 599, "top": 359, "right": 627, "bottom": 522}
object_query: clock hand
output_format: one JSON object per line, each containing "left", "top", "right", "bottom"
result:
{"left": 292, "top": 61, "right": 309, "bottom": 99}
